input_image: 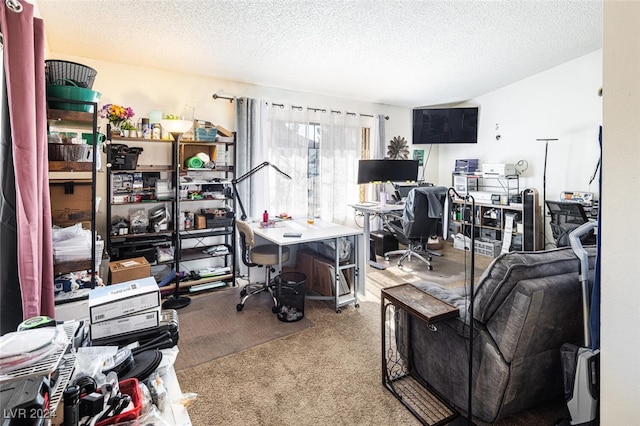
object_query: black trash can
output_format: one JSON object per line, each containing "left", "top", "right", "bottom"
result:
{"left": 274, "top": 272, "right": 306, "bottom": 322}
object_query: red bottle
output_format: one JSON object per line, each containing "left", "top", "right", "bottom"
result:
{"left": 263, "top": 210, "right": 269, "bottom": 222}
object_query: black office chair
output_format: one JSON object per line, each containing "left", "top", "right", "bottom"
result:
{"left": 545, "top": 200, "right": 596, "bottom": 247}
{"left": 383, "top": 186, "right": 448, "bottom": 270}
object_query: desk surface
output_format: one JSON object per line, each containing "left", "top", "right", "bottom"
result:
{"left": 252, "top": 218, "right": 362, "bottom": 245}
{"left": 350, "top": 202, "right": 404, "bottom": 214}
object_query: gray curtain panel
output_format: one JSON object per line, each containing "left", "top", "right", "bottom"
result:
{"left": 376, "top": 114, "right": 386, "bottom": 159}
{"left": 234, "top": 97, "right": 257, "bottom": 220}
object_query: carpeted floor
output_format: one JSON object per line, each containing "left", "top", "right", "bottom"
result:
{"left": 174, "top": 244, "right": 569, "bottom": 425}
{"left": 173, "top": 286, "right": 314, "bottom": 371}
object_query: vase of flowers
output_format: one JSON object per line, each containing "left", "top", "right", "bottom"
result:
{"left": 99, "top": 103, "right": 135, "bottom": 135}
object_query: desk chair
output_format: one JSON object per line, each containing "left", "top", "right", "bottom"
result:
{"left": 545, "top": 200, "right": 596, "bottom": 247}
{"left": 383, "top": 186, "right": 448, "bottom": 270}
{"left": 235, "top": 220, "right": 290, "bottom": 312}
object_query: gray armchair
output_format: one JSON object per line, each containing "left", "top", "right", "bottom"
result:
{"left": 399, "top": 246, "right": 597, "bottom": 424}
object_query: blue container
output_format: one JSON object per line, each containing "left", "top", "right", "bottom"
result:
{"left": 195, "top": 127, "right": 218, "bottom": 141}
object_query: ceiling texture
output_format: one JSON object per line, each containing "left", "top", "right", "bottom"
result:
{"left": 34, "top": 0, "right": 603, "bottom": 108}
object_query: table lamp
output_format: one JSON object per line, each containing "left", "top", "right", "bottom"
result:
{"left": 161, "top": 118, "right": 193, "bottom": 309}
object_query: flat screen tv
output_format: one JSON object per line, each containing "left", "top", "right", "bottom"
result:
{"left": 357, "top": 159, "right": 419, "bottom": 184}
{"left": 412, "top": 106, "right": 479, "bottom": 144}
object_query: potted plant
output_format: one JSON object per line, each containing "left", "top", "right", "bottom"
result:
{"left": 121, "top": 121, "right": 137, "bottom": 138}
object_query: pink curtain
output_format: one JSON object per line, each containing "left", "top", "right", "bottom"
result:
{"left": 1, "top": 1, "right": 54, "bottom": 319}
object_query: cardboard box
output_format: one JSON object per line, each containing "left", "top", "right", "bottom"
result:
{"left": 195, "top": 214, "right": 206, "bottom": 229}
{"left": 90, "top": 307, "right": 160, "bottom": 340}
{"left": 295, "top": 250, "right": 317, "bottom": 292}
{"left": 50, "top": 182, "right": 93, "bottom": 226}
{"left": 109, "top": 257, "right": 151, "bottom": 284}
{"left": 89, "top": 277, "right": 160, "bottom": 323}
{"left": 313, "top": 255, "right": 336, "bottom": 296}
{"left": 296, "top": 250, "right": 352, "bottom": 297}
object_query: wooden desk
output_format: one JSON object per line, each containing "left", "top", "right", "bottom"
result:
{"left": 252, "top": 218, "right": 364, "bottom": 312}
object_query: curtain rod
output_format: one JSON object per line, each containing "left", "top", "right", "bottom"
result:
{"left": 212, "top": 93, "right": 388, "bottom": 120}
{"left": 212, "top": 94, "right": 234, "bottom": 102}
{"left": 268, "top": 102, "right": 388, "bottom": 120}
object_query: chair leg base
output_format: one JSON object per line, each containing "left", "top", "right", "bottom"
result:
{"left": 384, "top": 249, "right": 434, "bottom": 270}
{"left": 236, "top": 281, "right": 278, "bottom": 311}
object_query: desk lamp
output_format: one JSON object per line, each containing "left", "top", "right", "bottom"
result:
{"left": 160, "top": 118, "right": 193, "bottom": 310}
{"left": 231, "top": 161, "right": 292, "bottom": 221}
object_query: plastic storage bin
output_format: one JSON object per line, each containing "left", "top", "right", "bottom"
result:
{"left": 95, "top": 378, "right": 142, "bottom": 426}
{"left": 274, "top": 272, "right": 306, "bottom": 322}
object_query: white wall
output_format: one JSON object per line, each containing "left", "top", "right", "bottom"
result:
{"left": 430, "top": 50, "right": 603, "bottom": 201}
{"left": 601, "top": 2, "right": 640, "bottom": 424}
{"left": 48, "top": 53, "right": 410, "bottom": 238}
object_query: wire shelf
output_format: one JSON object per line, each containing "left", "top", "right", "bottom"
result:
{"left": 0, "top": 322, "right": 78, "bottom": 420}
{"left": 383, "top": 302, "right": 458, "bottom": 426}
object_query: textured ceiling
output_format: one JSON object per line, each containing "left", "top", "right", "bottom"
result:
{"left": 34, "top": 0, "right": 602, "bottom": 108}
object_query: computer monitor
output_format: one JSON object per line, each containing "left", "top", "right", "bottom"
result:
{"left": 393, "top": 182, "right": 418, "bottom": 201}
{"left": 357, "top": 159, "right": 419, "bottom": 184}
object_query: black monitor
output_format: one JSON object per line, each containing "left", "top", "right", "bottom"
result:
{"left": 357, "top": 159, "right": 419, "bottom": 184}
{"left": 393, "top": 182, "right": 418, "bottom": 200}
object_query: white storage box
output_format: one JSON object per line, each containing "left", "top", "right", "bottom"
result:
{"left": 453, "top": 234, "right": 502, "bottom": 258}
{"left": 89, "top": 276, "right": 160, "bottom": 323}
{"left": 90, "top": 307, "right": 160, "bottom": 340}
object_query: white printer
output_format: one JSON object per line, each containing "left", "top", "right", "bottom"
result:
{"left": 482, "top": 163, "right": 516, "bottom": 177}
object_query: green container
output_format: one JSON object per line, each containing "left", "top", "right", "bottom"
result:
{"left": 46, "top": 79, "right": 101, "bottom": 112}
{"left": 187, "top": 156, "right": 203, "bottom": 169}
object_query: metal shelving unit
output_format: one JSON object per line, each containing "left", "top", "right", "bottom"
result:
{"left": 47, "top": 102, "right": 99, "bottom": 292}
{"left": 104, "top": 130, "right": 236, "bottom": 293}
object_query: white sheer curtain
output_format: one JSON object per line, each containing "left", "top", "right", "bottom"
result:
{"left": 263, "top": 104, "right": 310, "bottom": 219}
{"left": 236, "top": 99, "right": 385, "bottom": 225}
{"left": 317, "top": 112, "right": 374, "bottom": 225}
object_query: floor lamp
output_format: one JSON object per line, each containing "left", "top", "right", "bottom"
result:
{"left": 448, "top": 187, "right": 476, "bottom": 425}
{"left": 161, "top": 118, "right": 194, "bottom": 310}
{"left": 231, "top": 161, "right": 292, "bottom": 221}
{"left": 537, "top": 138, "right": 558, "bottom": 249}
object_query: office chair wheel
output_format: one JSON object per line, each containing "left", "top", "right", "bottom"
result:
{"left": 240, "top": 288, "right": 247, "bottom": 297}
{"left": 355, "top": 303, "right": 360, "bottom": 308}
{"left": 384, "top": 256, "right": 390, "bottom": 261}
{"left": 336, "top": 308, "right": 342, "bottom": 313}
{"left": 236, "top": 303, "right": 244, "bottom": 311}
{"left": 427, "top": 265, "right": 433, "bottom": 271}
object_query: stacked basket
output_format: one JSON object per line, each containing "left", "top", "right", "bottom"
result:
{"left": 46, "top": 60, "right": 101, "bottom": 162}
{"left": 45, "top": 60, "right": 100, "bottom": 112}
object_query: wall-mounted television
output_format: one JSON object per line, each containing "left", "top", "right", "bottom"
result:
{"left": 357, "top": 159, "right": 419, "bottom": 184}
{"left": 412, "top": 106, "right": 479, "bottom": 144}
